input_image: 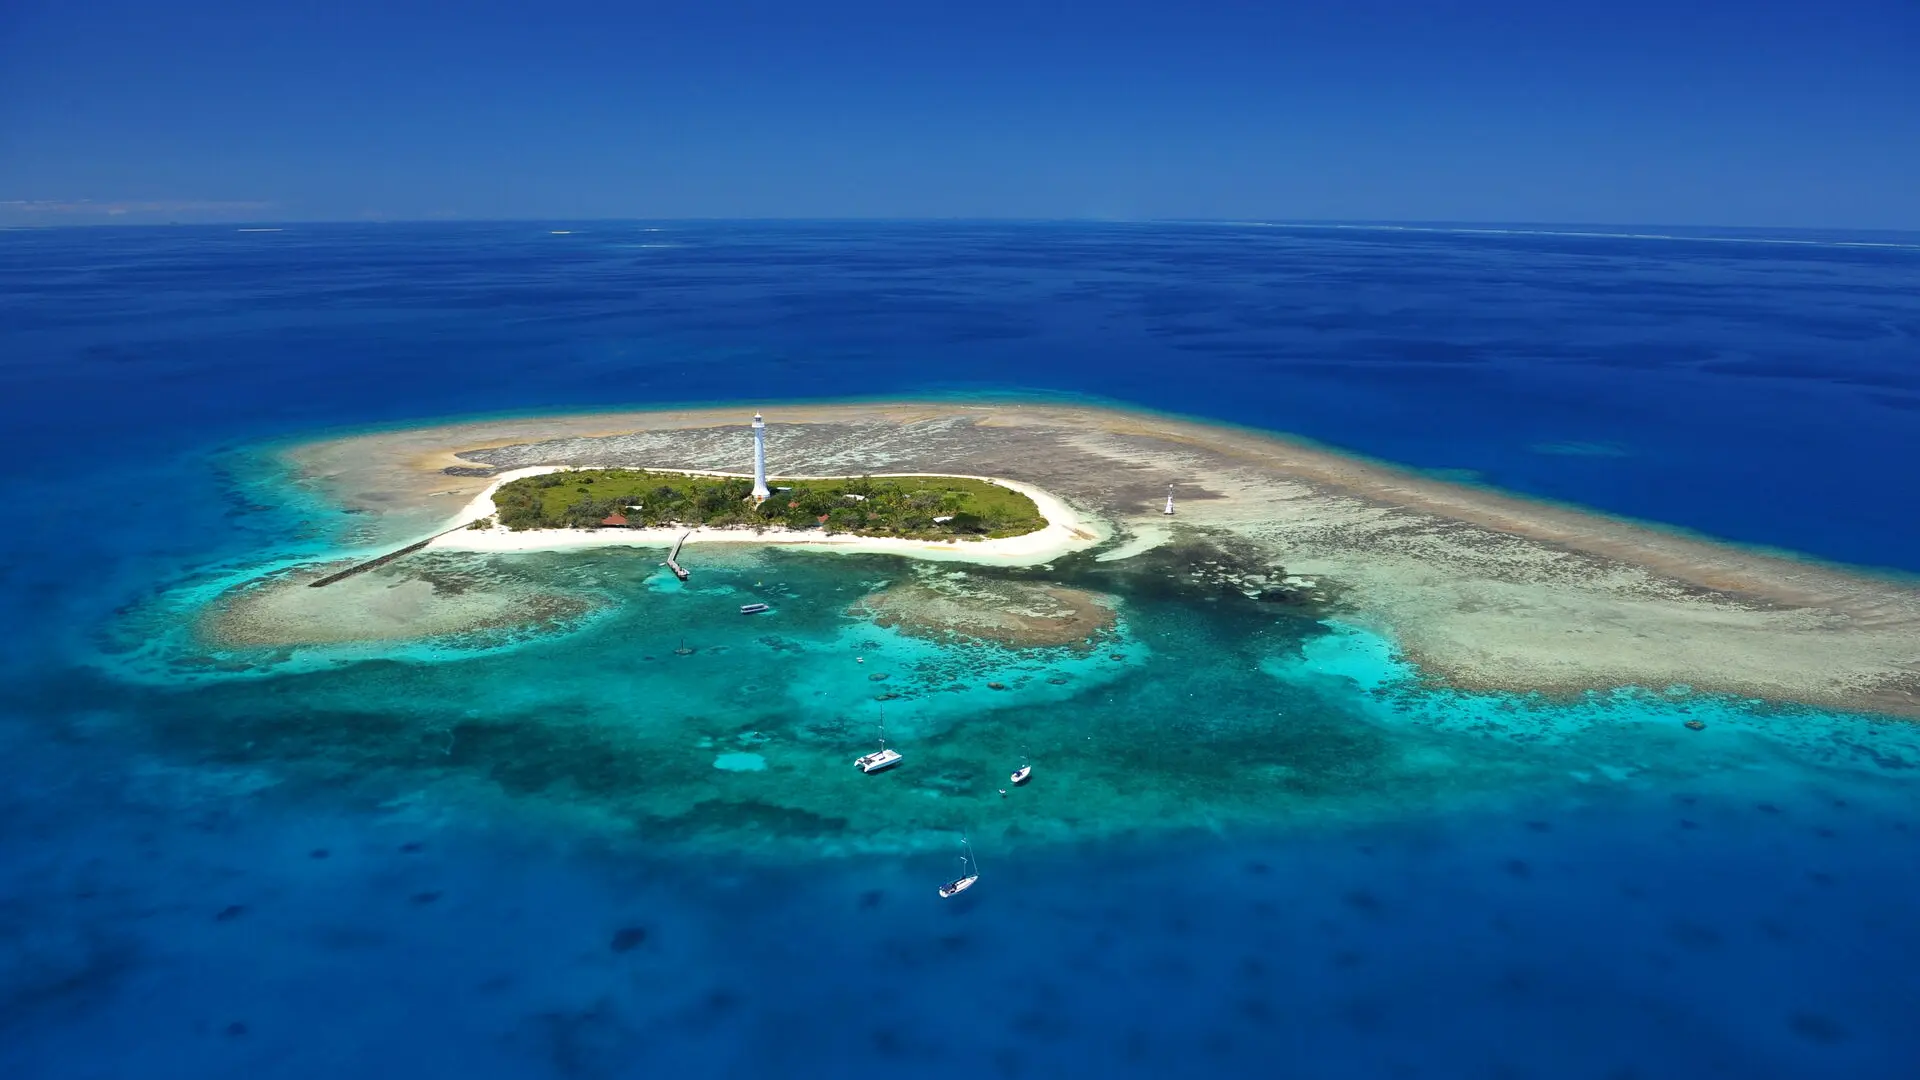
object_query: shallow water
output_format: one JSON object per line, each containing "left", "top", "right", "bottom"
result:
{"left": 2, "top": 221, "right": 1917, "bottom": 1077}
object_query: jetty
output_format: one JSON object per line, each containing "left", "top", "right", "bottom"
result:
{"left": 306, "top": 524, "right": 465, "bottom": 588}
{"left": 665, "top": 530, "right": 692, "bottom": 581}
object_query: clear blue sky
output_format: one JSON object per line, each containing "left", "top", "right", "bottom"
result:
{"left": 2, "top": 0, "right": 1916, "bottom": 227}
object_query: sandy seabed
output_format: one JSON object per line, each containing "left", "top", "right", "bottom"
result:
{"left": 268, "top": 399, "right": 1920, "bottom": 718}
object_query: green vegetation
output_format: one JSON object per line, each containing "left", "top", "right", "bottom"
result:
{"left": 491, "top": 469, "right": 1048, "bottom": 540}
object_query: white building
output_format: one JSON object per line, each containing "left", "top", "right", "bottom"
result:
{"left": 751, "top": 412, "right": 771, "bottom": 503}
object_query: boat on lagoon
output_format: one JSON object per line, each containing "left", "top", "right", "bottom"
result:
{"left": 855, "top": 724, "right": 902, "bottom": 774}
{"left": 939, "top": 838, "right": 980, "bottom": 899}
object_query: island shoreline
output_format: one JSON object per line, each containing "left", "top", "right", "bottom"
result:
{"left": 429, "top": 465, "right": 1108, "bottom": 565}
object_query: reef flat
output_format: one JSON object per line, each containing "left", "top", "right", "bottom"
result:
{"left": 276, "top": 400, "right": 1920, "bottom": 718}
{"left": 200, "top": 551, "right": 600, "bottom": 649}
{"left": 855, "top": 575, "right": 1119, "bottom": 650}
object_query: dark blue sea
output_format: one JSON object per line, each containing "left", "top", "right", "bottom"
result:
{"left": 2, "top": 221, "right": 1917, "bottom": 1079}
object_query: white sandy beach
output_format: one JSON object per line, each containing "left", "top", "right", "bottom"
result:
{"left": 425, "top": 466, "right": 1108, "bottom": 566}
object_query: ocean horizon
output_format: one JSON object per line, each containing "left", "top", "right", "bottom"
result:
{"left": 2, "top": 220, "right": 1917, "bottom": 1078}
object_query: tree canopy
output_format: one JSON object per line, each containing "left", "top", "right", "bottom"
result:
{"left": 491, "top": 469, "right": 1047, "bottom": 540}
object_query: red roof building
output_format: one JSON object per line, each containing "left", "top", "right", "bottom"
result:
{"left": 600, "top": 512, "right": 629, "bottom": 527}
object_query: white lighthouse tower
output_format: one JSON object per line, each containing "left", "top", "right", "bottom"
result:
{"left": 750, "top": 412, "right": 771, "bottom": 503}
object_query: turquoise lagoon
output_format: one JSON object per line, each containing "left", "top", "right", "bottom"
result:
{"left": 13, "top": 465, "right": 1916, "bottom": 1079}
{"left": 5, "top": 221, "right": 1919, "bottom": 1079}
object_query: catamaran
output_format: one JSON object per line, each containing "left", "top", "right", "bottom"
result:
{"left": 854, "top": 724, "right": 902, "bottom": 774}
{"left": 938, "top": 837, "right": 980, "bottom": 898}
{"left": 739, "top": 602, "right": 770, "bottom": 615}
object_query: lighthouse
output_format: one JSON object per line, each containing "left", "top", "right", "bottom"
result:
{"left": 750, "top": 412, "right": 771, "bottom": 503}
{"left": 1163, "top": 484, "right": 1175, "bottom": 516}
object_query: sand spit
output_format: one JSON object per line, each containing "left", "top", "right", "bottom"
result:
{"left": 281, "top": 400, "right": 1920, "bottom": 718}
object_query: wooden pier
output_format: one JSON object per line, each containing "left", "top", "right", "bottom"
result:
{"left": 665, "top": 530, "right": 692, "bottom": 581}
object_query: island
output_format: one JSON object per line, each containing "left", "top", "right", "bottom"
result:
{"left": 428, "top": 462, "right": 1101, "bottom": 563}
{"left": 485, "top": 468, "right": 1046, "bottom": 538}
{"left": 195, "top": 399, "right": 1920, "bottom": 720}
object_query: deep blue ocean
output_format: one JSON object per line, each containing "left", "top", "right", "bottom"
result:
{"left": 2, "top": 221, "right": 1917, "bottom": 1078}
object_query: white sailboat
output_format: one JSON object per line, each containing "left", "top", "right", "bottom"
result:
{"left": 938, "top": 836, "right": 979, "bottom": 898}
{"left": 854, "top": 722, "right": 902, "bottom": 774}
{"left": 1009, "top": 748, "right": 1031, "bottom": 786}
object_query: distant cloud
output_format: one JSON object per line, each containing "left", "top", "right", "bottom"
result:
{"left": 0, "top": 198, "right": 277, "bottom": 219}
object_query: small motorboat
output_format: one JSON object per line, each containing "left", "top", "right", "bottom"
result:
{"left": 739, "top": 603, "right": 770, "bottom": 615}
{"left": 938, "top": 838, "right": 980, "bottom": 899}
{"left": 855, "top": 724, "right": 901, "bottom": 774}
{"left": 1010, "top": 748, "right": 1031, "bottom": 786}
